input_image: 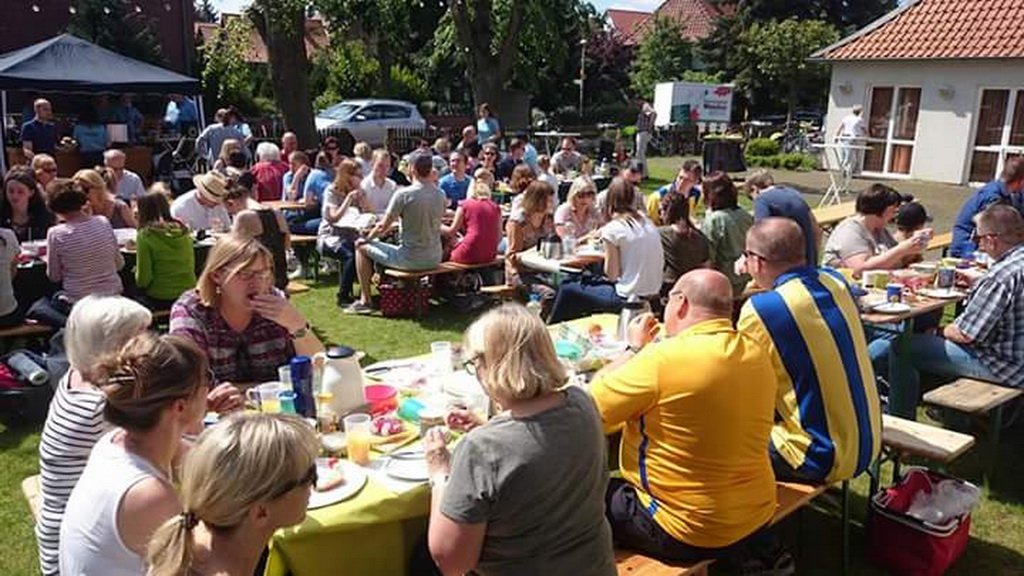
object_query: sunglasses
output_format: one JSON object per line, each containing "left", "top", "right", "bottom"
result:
{"left": 269, "top": 464, "right": 318, "bottom": 500}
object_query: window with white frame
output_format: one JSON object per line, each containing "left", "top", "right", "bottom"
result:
{"left": 969, "top": 89, "right": 1024, "bottom": 183}
{"left": 863, "top": 86, "right": 921, "bottom": 176}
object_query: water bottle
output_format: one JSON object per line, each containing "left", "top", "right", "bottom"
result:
{"left": 289, "top": 356, "right": 316, "bottom": 419}
{"left": 526, "top": 292, "right": 542, "bottom": 318}
{"left": 6, "top": 352, "right": 47, "bottom": 386}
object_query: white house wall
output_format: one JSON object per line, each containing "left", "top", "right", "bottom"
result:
{"left": 825, "top": 59, "right": 1024, "bottom": 185}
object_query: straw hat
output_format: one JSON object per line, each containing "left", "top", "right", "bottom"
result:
{"left": 193, "top": 172, "right": 229, "bottom": 204}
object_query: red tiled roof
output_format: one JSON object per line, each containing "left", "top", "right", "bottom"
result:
{"left": 814, "top": 0, "right": 1024, "bottom": 61}
{"left": 195, "top": 14, "right": 329, "bottom": 64}
{"left": 645, "top": 0, "right": 733, "bottom": 42}
{"left": 606, "top": 9, "right": 652, "bottom": 45}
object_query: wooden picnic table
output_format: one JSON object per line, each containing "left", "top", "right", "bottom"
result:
{"left": 264, "top": 200, "right": 307, "bottom": 211}
{"left": 518, "top": 246, "right": 604, "bottom": 274}
{"left": 812, "top": 202, "right": 855, "bottom": 230}
{"left": 860, "top": 289, "right": 967, "bottom": 418}
{"left": 927, "top": 231, "right": 953, "bottom": 252}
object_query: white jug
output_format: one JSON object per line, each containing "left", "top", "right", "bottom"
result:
{"left": 317, "top": 346, "right": 366, "bottom": 417}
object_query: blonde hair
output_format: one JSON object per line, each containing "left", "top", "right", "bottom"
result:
{"left": 330, "top": 159, "right": 361, "bottom": 198}
{"left": 71, "top": 168, "right": 108, "bottom": 195}
{"left": 566, "top": 176, "right": 597, "bottom": 208}
{"left": 146, "top": 413, "right": 319, "bottom": 576}
{"left": 353, "top": 142, "right": 372, "bottom": 160}
{"left": 464, "top": 304, "right": 566, "bottom": 401}
{"left": 218, "top": 139, "right": 242, "bottom": 162}
{"left": 371, "top": 148, "right": 390, "bottom": 166}
{"left": 95, "top": 333, "right": 208, "bottom": 433}
{"left": 196, "top": 235, "right": 273, "bottom": 307}
{"left": 65, "top": 296, "right": 152, "bottom": 379}
{"left": 473, "top": 168, "right": 495, "bottom": 190}
{"left": 468, "top": 178, "right": 492, "bottom": 200}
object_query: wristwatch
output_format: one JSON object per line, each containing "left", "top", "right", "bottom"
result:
{"left": 627, "top": 343, "right": 643, "bottom": 354}
{"left": 290, "top": 323, "right": 311, "bottom": 339}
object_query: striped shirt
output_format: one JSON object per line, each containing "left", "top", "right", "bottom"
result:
{"left": 46, "top": 215, "right": 124, "bottom": 302}
{"left": 170, "top": 289, "right": 294, "bottom": 384}
{"left": 738, "top": 266, "right": 882, "bottom": 484}
{"left": 954, "top": 244, "right": 1024, "bottom": 387}
{"left": 36, "top": 373, "right": 108, "bottom": 576}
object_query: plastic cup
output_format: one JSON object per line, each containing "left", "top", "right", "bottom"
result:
{"left": 277, "top": 390, "right": 297, "bottom": 414}
{"left": 245, "top": 382, "right": 284, "bottom": 413}
{"left": 344, "top": 413, "right": 372, "bottom": 465}
{"left": 431, "top": 341, "right": 453, "bottom": 375}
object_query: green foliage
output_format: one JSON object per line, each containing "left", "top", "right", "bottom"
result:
{"left": 67, "top": 0, "right": 165, "bottom": 66}
{"left": 681, "top": 70, "right": 725, "bottom": 84}
{"left": 194, "top": 0, "right": 218, "bottom": 23}
{"left": 745, "top": 152, "right": 818, "bottom": 171}
{"left": 388, "top": 65, "right": 429, "bottom": 104}
{"left": 310, "top": 40, "right": 381, "bottom": 111}
{"left": 199, "top": 17, "right": 258, "bottom": 105}
{"left": 745, "top": 137, "right": 781, "bottom": 157}
{"left": 630, "top": 17, "right": 693, "bottom": 99}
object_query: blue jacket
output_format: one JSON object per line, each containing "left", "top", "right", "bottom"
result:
{"left": 950, "top": 180, "right": 1024, "bottom": 257}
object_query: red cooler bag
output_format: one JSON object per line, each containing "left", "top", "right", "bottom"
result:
{"left": 867, "top": 467, "right": 973, "bottom": 576}
{"left": 378, "top": 278, "right": 430, "bottom": 317}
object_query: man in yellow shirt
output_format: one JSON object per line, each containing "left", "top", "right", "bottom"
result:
{"left": 591, "top": 270, "right": 789, "bottom": 571}
{"left": 738, "top": 218, "right": 881, "bottom": 484}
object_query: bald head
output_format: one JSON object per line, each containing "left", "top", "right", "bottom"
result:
{"left": 674, "top": 269, "right": 734, "bottom": 317}
{"left": 747, "top": 218, "right": 806, "bottom": 267}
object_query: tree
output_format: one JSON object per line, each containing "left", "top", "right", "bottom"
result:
{"left": 195, "top": 0, "right": 218, "bottom": 23}
{"left": 310, "top": 40, "right": 381, "bottom": 111}
{"left": 582, "top": 27, "right": 634, "bottom": 106}
{"left": 733, "top": 0, "right": 895, "bottom": 32}
{"left": 246, "top": 0, "right": 317, "bottom": 148}
{"left": 739, "top": 19, "right": 839, "bottom": 118}
{"left": 199, "top": 16, "right": 258, "bottom": 106}
{"left": 67, "top": 0, "right": 165, "bottom": 66}
{"left": 447, "top": 0, "right": 529, "bottom": 110}
{"left": 629, "top": 17, "right": 693, "bottom": 99}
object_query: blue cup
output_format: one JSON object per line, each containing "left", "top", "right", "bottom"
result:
{"left": 277, "top": 390, "right": 298, "bottom": 414}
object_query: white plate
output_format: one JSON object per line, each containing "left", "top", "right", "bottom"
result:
{"left": 384, "top": 451, "right": 429, "bottom": 482}
{"left": 872, "top": 302, "right": 912, "bottom": 314}
{"left": 308, "top": 458, "right": 368, "bottom": 509}
{"left": 918, "top": 288, "right": 965, "bottom": 299}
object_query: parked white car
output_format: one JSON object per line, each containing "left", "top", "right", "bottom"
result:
{"left": 315, "top": 99, "right": 426, "bottom": 147}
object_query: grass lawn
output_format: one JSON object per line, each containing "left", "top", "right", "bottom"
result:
{"left": 1, "top": 157, "right": 1022, "bottom": 575}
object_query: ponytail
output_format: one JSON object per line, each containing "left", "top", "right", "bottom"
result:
{"left": 146, "top": 511, "right": 198, "bottom": 576}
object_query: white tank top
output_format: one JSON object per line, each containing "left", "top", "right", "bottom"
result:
{"left": 59, "top": 429, "right": 170, "bottom": 576}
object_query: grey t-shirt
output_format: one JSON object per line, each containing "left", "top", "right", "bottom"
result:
{"left": 386, "top": 181, "right": 446, "bottom": 265}
{"left": 822, "top": 216, "right": 897, "bottom": 268}
{"left": 0, "top": 228, "right": 19, "bottom": 316}
{"left": 442, "top": 386, "right": 616, "bottom": 576}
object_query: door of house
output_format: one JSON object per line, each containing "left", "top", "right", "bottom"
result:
{"left": 969, "top": 88, "right": 1024, "bottom": 183}
{"left": 863, "top": 86, "right": 922, "bottom": 177}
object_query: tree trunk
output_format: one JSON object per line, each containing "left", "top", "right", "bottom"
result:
{"left": 449, "top": 0, "right": 526, "bottom": 115}
{"left": 249, "top": 3, "right": 318, "bottom": 148}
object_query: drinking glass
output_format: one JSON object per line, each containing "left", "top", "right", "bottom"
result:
{"left": 344, "top": 413, "right": 372, "bottom": 465}
{"left": 431, "top": 341, "right": 453, "bottom": 375}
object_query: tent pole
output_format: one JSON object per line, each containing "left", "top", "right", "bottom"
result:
{"left": 197, "top": 95, "right": 206, "bottom": 131}
{"left": 0, "top": 91, "right": 8, "bottom": 175}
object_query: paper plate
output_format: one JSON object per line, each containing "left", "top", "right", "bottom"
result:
{"left": 918, "top": 288, "right": 965, "bottom": 300}
{"left": 384, "top": 450, "right": 430, "bottom": 482}
{"left": 308, "top": 458, "right": 368, "bottom": 509}
{"left": 872, "top": 302, "right": 912, "bottom": 314}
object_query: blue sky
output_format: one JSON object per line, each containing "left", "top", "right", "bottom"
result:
{"left": 212, "top": 0, "right": 662, "bottom": 15}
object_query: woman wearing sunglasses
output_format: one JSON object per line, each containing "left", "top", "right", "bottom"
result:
{"left": 147, "top": 412, "right": 319, "bottom": 576}
{"left": 170, "top": 235, "right": 323, "bottom": 386}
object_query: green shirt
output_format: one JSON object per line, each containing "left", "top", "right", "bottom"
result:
{"left": 702, "top": 207, "right": 754, "bottom": 296}
{"left": 136, "top": 223, "right": 196, "bottom": 301}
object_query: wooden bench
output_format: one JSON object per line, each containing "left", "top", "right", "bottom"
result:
{"left": 871, "top": 414, "right": 976, "bottom": 496}
{"left": 286, "top": 280, "right": 311, "bottom": 295}
{"left": 480, "top": 284, "right": 519, "bottom": 301}
{"left": 382, "top": 257, "right": 505, "bottom": 281}
{"left": 289, "top": 235, "right": 321, "bottom": 281}
{"left": 22, "top": 474, "right": 40, "bottom": 522}
{"left": 0, "top": 321, "right": 54, "bottom": 352}
{"left": 615, "top": 482, "right": 829, "bottom": 576}
{"left": 923, "top": 378, "right": 1021, "bottom": 464}
{"left": 927, "top": 231, "right": 952, "bottom": 253}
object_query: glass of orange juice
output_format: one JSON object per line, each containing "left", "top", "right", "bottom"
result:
{"left": 344, "top": 413, "right": 372, "bottom": 465}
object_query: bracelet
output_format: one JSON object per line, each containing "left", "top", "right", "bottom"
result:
{"left": 290, "top": 323, "right": 311, "bottom": 339}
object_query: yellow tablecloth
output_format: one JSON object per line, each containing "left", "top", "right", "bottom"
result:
{"left": 266, "top": 314, "right": 621, "bottom": 576}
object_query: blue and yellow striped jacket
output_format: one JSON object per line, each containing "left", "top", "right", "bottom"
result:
{"left": 738, "top": 266, "right": 881, "bottom": 483}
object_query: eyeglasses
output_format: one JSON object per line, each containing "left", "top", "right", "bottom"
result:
{"left": 233, "top": 268, "right": 271, "bottom": 282}
{"left": 462, "top": 354, "right": 481, "bottom": 376}
{"left": 970, "top": 229, "right": 997, "bottom": 243}
{"left": 269, "top": 464, "right": 318, "bottom": 500}
{"left": 743, "top": 249, "right": 770, "bottom": 262}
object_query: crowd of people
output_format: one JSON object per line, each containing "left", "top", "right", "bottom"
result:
{"left": 8, "top": 96, "right": 1024, "bottom": 575}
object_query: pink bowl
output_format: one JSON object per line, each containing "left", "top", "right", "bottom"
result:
{"left": 364, "top": 384, "right": 398, "bottom": 415}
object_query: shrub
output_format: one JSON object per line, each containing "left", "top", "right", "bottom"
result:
{"left": 780, "top": 152, "right": 805, "bottom": 171}
{"left": 746, "top": 153, "right": 818, "bottom": 172}
{"left": 745, "top": 137, "right": 781, "bottom": 157}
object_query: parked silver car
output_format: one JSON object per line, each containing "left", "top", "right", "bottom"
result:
{"left": 315, "top": 99, "right": 426, "bottom": 147}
